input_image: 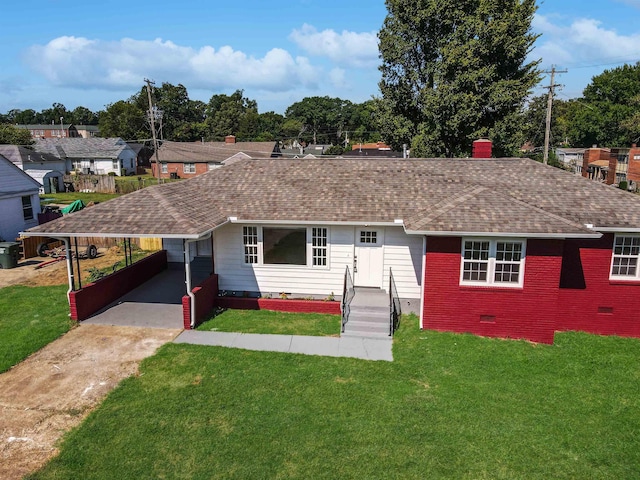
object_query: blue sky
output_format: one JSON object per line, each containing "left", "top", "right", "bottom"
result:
{"left": 1, "top": 0, "right": 640, "bottom": 115}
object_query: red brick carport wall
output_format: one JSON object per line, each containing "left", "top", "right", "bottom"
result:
{"left": 421, "top": 237, "right": 564, "bottom": 344}
{"left": 557, "top": 234, "right": 640, "bottom": 338}
{"left": 69, "top": 250, "right": 168, "bottom": 321}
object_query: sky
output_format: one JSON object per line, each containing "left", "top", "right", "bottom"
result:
{"left": 1, "top": 0, "right": 640, "bottom": 116}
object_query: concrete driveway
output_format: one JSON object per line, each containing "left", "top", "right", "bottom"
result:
{"left": 0, "top": 324, "right": 179, "bottom": 480}
{"left": 83, "top": 268, "right": 187, "bottom": 329}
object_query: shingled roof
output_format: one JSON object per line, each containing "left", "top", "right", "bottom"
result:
{"left": 25, "top": 157, "right": 640, "bottom": 239}
{"left": 156, "top": 140, "right": 280, "bottom": 163}
{"left": 0, "top": 145, "right": 62, "bottom": 166}
{"left": 33, "top": 138, "right": 130, "bottom": 159}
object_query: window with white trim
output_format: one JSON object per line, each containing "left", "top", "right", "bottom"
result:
{"left": 242, "top": 226, "right": 329, "bottom": 267}
{"left": 610, "top": 235, "right": 640, "bottom": 280}
{"left": 160, "top": 163, "right": 168, "bottom": 173}
{"left": 360, "top": 230, "right": 377, "bottom": 244}
{"left": 312, "top": 227, "right": 327, "bottom": 266}
{"left": 461, "top": 239, "right": 525, "bottom": 287}
{"left": 183, "top": 163, "right": 196, "bottom": 174}
{"left": 243, "top": 226, "right": 258, "bottom": 264}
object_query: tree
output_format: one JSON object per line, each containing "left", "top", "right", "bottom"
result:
{"left": 69, "top": 106, "right": 99, "bottom": 125}
{"left": 205, "top": 90, "right": 258, "bottom": 141}
{"left": 566, "top": 63, "right": 640, "bottom": 147}
{"left": 98, "top": 100, "right": 147, "bottom": 140}
{"left": 0, "top": 124, "right": 34, "bottom": 145}
{"left": 378, "top": 0, "right": 540, "bottom": 157}
{"left": 40, "top": 103, "right": 69, "bottom": 125}
{"left": 285, "top": 96, "right": 356, "bottom": 145}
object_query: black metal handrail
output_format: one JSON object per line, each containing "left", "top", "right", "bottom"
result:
{"left": 389, "top": 268, "right": 401, "bottom": 336}
{"left": 341, "top": 265, "right": 355, "bottom": 333}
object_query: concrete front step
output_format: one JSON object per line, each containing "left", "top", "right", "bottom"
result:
{"left": 341, "top": 329, "right": 391, "bottom": 339}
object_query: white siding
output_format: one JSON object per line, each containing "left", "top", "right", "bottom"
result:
{"left": 163, "top": 238, "right": 185, "bottom": 263}
{"left": 382, "top": 227, "right": 423, "bottom": 299}
{"left": 214, "top": 223, "right": 355, "bottom": 296}
{"left": 0, "top": 158, "right": 41, "bottom": 241}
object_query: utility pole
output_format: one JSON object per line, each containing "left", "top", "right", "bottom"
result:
{"left": 145, "top": 78, "right": 162, "bottom": 185}
{"left": 543, "top": 66, "right": 567, "bottom": 165}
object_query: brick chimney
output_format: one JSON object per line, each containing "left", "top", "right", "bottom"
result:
{"left": 472, "top": 139, "right": 492, "bottom": 158}
{"left": 225, "top": 135, "right": 236, "bottom": 144}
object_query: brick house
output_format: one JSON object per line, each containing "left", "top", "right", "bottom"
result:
{"left": 25, "top": 155, "right": 640, "bottom": 344}
{"left": 582, "top": 145, "right": 640, "bottom": 187}
{"left": 151, "top": 137, "right": 281, "bottom": 179}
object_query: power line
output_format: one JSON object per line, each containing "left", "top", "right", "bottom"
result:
{"left": 543, "top": 66, "right": 567, "bottom": 165}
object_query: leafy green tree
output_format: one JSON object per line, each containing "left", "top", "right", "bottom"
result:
{"left": 69, "top": 106, "right": 99, "bottom": 125}
{"left": 40, "top": 103, "right": 69, "bottom": 125}
{"left": 285, "top": 96, "right": 356, "bottom": 145}
{"left": 566, "top": 63, "right": 640, "bottom": 147}
{"left": 98, "top": 100, "right": 147, "bottom": 140}
{"left": 0, "top": 124, "right": 34, "bottom": 145}
{"left": 205, "top": 90, "right": 258, "bottom": 141}
{"left": 378, "top": 0, "right": 540, "bottom": 157}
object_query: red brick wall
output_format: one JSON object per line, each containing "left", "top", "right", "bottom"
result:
{"left": 69, "top": 250, "right": 168, "bottom": 321}
{"left": 558, "top": 235, "right": 640, "bottom": 338}
{"left": 628, "top": 147, "right": 640, "bottom": 183}
{"left": 217, "top": 297, "right": 341, "bottom": 315}
{"left": 182, "top": 274, "right": 219, "bottom": 329}
{"left": 421, "top": 237, "right": 563, "bottom": 344}
{"left": 151, "top": 162, "right": 209, "bottom": 179}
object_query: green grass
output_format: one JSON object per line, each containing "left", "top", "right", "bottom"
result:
{"left": 0, "top": 285, "right": 73, "bottom": 373}
{"left": 40, "top": 192, "right": 121, "bottom": 204}
{"left": 28, "top": 316, "right": 640, "bottom": 479}
{"left": 197, "top": 309, "right": 340, "bottom": 336}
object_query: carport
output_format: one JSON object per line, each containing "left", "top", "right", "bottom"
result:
{"left": 83, "top": 267, "right": 186, "bottom": 329}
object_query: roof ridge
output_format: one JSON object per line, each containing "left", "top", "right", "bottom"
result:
{"left": 407, "top": 185, "right": 488, "bottom": 229}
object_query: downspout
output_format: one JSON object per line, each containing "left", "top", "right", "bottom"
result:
{"left": 184, "top": 232, "right": 213, "bottom": 329}
{"left": 419, "top": 236, "right": 427, "bottom": 329}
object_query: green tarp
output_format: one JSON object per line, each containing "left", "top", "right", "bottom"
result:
{"left": 61, "top": 200, "right": 86, "bottom": 215}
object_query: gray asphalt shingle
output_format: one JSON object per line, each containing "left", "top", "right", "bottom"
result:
{"left": 26, "top": 157, "right": 640, "bottom": 238}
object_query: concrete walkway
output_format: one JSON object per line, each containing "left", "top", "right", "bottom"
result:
{"left": 174, "top": 330, "right": 393, "bottom": 361}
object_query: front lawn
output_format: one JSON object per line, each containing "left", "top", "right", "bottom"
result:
{"left": 197, "top": 308, "right": 340, "bottom": 336}
{"left": 28, "top": 317, "right": 640, "bottom": 479}
{"left": 0, "top": 285, "right": 73, "bottom": 373}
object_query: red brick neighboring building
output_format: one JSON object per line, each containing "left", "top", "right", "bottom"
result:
{"left": 582, "top": 145, "right": 640, "bottom": 187}
{"left": 17, "top": 124, "right": 81, "bottom": 139}
{"left": 150, "top": 137, "right": 281, "bottom": 179}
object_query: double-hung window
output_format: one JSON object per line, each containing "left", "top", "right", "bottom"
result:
{"left": 461, "top": 238, "right": 525, "bottom": 287}
{"left": 610, "top": 235, "right": 640, "bottom": 280}
{"left": 183, "top": 163, "right": 196, "bottom": 174}
{"left": 22, "top": 196, "right": 34, "bottom": 221}
{"left": 160, "top": 163, "right": 168, "bottom": 174}
{"left": 242, "top": 226, "right": 328, "bottom": 267}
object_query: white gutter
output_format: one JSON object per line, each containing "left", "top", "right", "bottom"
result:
{"left": 184, "top": 231, "right": 213, "bottom": 329}
{"left": 403, "top": 229, "right": 602, "bottom": 239}
{"left": 595, "top": 227, "right": 640, "bottom": 233}
{"left": 20, "top": 231, "right": 204, "bottom": 240}
{"left": 228, "top": 219, "right": 403, "bottom": 227}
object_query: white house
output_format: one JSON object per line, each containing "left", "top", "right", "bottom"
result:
{"left": 0, "top": 154, "right": 41, "bottom": 242}
{"left": 0, "top": 145, "right": 66, "bottom": 194}
{"left": 34, "top": 138, "right": 136, "bottom": 176}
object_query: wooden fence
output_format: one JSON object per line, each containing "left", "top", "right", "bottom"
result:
{"left": 65, "top": 175, "right": 116, "bottom": 194}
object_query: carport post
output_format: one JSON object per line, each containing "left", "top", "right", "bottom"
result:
{"left": 60, "top": 237, "right": 76, "bottom": 299}
{"left": 184, "top": 238, "right": 197, "bottom": 328}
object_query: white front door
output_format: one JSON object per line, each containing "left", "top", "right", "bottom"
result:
{"left": 354, "top": 228, "right": 384, "bottom": 288}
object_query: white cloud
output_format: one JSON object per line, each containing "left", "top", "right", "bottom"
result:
{"left": 532, "top": 15, "right": 640, "bottom": 67}
{"left": 24, "top": 36, "right": 321, "bottom": 92}
{"left": 329, "top": 68, "right": 348, "bottom": 88}
{"left": 289, "top": 24, "right": 379, "bottom": 68}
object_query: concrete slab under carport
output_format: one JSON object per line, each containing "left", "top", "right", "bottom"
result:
{"left": 83, "top": 267, "right": 187, "bottom": 329}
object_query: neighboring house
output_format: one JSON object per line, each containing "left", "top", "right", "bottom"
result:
{"left": 127, "top": 142, "right": 153, "bottom": 168}
{"left": 582, "top": 145, "right": 640, "bottom": 188}
{"left": 0, "top": 145, "right": 67, "bottom": 193}
{"left": 17, "top": 124, "right": 81, "bottom": 139}
{"left": 26, "top": 154, "right": 640, "bottom": 344}
{"left": 151, "top": 137, "right": 281, "bottom": 179}
{"left": 555, "top": 147, "right": 584, "bottom": 174}
{"left": 74, "top": 125, "right": 100, "bottom": 138}
{"left": 0, "top": 154, "right": 41, "bottom": 242}
{"left": 342, "top": 142, "right": 403, "bottom": 158}
{"left": 34, "top": 138, "right": 136, "bottom": 176}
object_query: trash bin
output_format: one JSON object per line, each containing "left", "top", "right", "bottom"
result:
{"left": 0, "top": 242, "right": 20, "bottom": 269}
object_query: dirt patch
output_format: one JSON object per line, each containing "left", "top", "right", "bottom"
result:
{"left": 0, "top": 247, "right": 135, "bottom": 289}
{"left": 0, "top": 324, "right": 180, "bottom": 480}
